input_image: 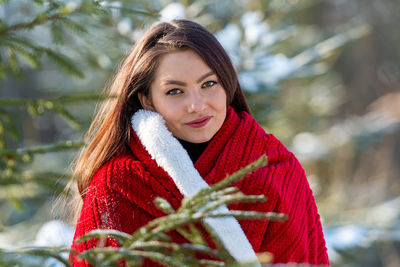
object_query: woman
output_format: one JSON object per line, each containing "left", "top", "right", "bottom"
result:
{"left": 69, "top": 19, "right": 329, "bottom": 266}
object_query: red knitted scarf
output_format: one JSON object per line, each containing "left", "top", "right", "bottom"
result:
{"left": 70, "top": 106, "right": 329, "bottom": 266}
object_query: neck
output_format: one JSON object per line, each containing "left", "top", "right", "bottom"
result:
{"left": 177, "top": 138, "right": 210, "bottom": 163}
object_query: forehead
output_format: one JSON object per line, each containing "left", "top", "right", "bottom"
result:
{"left": 154, "top": 49, "right": 213, "bottom": 80}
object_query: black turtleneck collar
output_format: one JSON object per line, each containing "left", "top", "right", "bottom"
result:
{"left": 177, "top": 138, "right": 210, "bottom": 164}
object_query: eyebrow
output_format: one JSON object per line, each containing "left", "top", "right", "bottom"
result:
{"left": 162, "top": 71, "right": 215, "bottom": 86}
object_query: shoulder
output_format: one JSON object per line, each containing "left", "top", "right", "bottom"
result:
{"left": 264, "top": 135, "right": 315, "bottom": 211}
{"left": 232, "top": 112, "right": 310, "bottom": 196}
{"left": 254, "top": 131, "right": 312, "bottom": 199}
{"left": 88, "top": 151, "right": 146, "bottom": 197}
{"left": 263, "top": 132, "right": 295, "bottom": 165}
{"left": 232, "top": 110, "right": 307, "bottom": 186}
{"left": 235, "top": 110, "right": 294, "bottom": 163}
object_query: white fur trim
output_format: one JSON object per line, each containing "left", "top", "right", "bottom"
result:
{"left": 132, "top": 109, "right": 261, "bottom": 266}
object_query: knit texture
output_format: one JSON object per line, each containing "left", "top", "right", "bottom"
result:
{"left": 70, "top": 106, "right": 330, "bottom": 266}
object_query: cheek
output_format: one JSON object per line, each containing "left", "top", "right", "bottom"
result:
{"left": 215, "top": 88, "right": 227, "bottom": 111}
{"left": 154, "top": 100, "right": 183, "bottom": 125}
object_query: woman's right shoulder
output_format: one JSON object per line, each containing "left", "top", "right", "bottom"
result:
{"left": 89, "top": 152, "right": 146, "bottom": 194}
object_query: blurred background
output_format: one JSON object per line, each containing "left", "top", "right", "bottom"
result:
{"left": 0, "top": 0, "right": 399, "bottom": 266}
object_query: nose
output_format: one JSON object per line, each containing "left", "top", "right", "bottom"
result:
{"left": 187, "top": 91, "right": 206, "bottom": 113}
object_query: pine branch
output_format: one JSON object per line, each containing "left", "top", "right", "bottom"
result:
{"left": 181, "top": 156, "right": 268, "bottom": 210}
{"left": 61, "top": 17, "right": 88, "bottom": 34}
{"left": 0, "top": 1, "right": 94, "bottom": 35}
{"left": 53, "top": 104, "right": 83, "bottom": 129}
{"left": 199, "top": 193, "right": 266, "bottom": 215}
{"left": 0, "top": 246, "right": 70, "bottom": 267}
{"left": 186, "top": 224, "right": 208, "bottom": 246}
{"left": 12, "top": 45, "right": 41, "bottom": 68}
{"left": 0, "top": 92, "right": 109, "bottom": 106}
{"left": 0, "top": 1, "right": 158, "bottom": 79}
{"left": 99, "top": 1, "right": 158, "bottom": 17}
{"left": 1, "top": 140, "right": 84, "bottom": 158}
{"left": 200, "top": 221, "right": 234, "bottom": 262}
{"left": 1, "top": 38, "right": 84, "bottom": 77}
{"left": 44, "top": 48, "right": 84, "bottom": 78}
{"left": 77, "top": 229, "right": 132, "bottom": 244}
{"left": 0, "top": 0, "right": 156, "bottom": 36}
{"left": 211, "top": 155, "right": 268, "bottom": 191}
{"left": 0, "top": 140, "right": 82, "bottom": 193}
{"left": 0, "top": 93, "right": 109, "bottom": 133}
{"left": 291, "top": 24, "right": 371, "bottom": 70}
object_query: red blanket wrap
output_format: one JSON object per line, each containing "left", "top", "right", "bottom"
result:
{"left": 70, "top": 106, "right": 329, "bottom": 266}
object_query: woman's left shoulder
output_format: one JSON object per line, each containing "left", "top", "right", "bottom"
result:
{"left": 259, "top": 132, "right": 312, "bottom": 192}
{"left": 237, "top": 111, "right": 295, "bottom": 164}
{"left": 259, "top": 132, "right": 296, "bottom": 164}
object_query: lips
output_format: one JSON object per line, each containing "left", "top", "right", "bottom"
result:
{"left": 186, "top": 116, "right": 212, "bottom": 128}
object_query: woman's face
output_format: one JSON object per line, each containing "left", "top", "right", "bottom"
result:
{"left": 138, "top": 49, "right": 227, "bottom": 143}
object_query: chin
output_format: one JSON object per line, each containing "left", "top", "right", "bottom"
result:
{"left": 185, "top": 135, "right": 213, "bottom": 144}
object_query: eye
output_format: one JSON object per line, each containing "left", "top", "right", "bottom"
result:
{"left": 166, "top": 88, "right": 182, "bottom": 95}
{"left": 202, "top": 81, "right": 217, "bottom": 88}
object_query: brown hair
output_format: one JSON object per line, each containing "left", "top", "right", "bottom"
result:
{"left": 66, "top": 19, "right": 250, "bottom": 222}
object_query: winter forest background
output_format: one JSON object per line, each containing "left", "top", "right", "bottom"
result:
{"left": 0, "top": 0, "right": 399, "bottom": 266}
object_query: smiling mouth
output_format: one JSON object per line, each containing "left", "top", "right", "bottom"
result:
{"left": 186, "top": 116, "right": 212, "bottom": 128}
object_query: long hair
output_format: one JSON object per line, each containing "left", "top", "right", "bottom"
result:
{"left": 66, "top": 19, "right": 250, "bottom": 222}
